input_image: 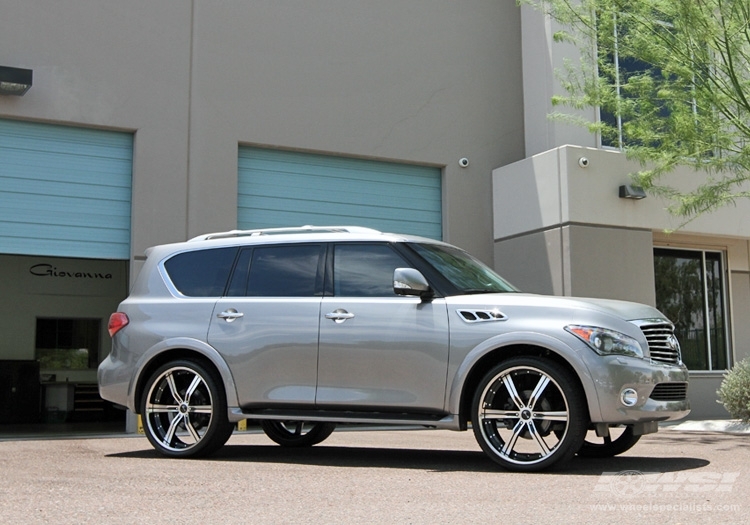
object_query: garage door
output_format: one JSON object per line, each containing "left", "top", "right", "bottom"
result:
{"left": 238, "top": 147, "right": 442, "bottom": 239}
{"left": 0, "top": 119, "right": 132, "bottom": 259}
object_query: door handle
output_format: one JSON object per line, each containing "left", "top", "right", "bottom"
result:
{"left": 217, "top": 308, "right": 244, "bottom": 322}
{"left": 325, "top": 309, "right": 355, "bottom": 323}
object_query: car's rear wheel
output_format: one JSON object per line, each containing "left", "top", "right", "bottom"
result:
{"left": 578, "top": 425, "right": 641, "bottom": 458}
{"left": 260, "top": 420, "right": 336, "bottom": 447}
{"left": 472, "top": 356, "right": 587, "bottom": 472}
{"left": 140, "top": 359, "right": 234, "bottom": 458}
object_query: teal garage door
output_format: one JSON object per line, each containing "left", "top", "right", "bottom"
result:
{"left": 238, "top": 147, "right": 442, "bottom": 239}
{"left": 0, "top": 119, "right": 132, "bottom": 259}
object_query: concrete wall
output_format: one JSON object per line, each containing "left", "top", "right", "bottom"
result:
{"left": 0, "top": 0, "right": 526, "bottom": 270}
{"left": 493, "top": 145, "right": 750, "bottom": 418}
{"left": 494, "top": 224, "right": 655, "bottom": 304}
{"left": 520, "top": 4, "right": 597, "bottom": 156}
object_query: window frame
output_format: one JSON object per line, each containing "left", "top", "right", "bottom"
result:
{"left": 35, "top": 317, "right": 102, "bottom": 370}
{"left": 653, "top": 246, "right": 732, "bottom": 372}
{"left": 597, "top": 11, "right": 700, "bottom": 152}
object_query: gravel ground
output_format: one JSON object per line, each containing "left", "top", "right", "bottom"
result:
{"left": 0, "top": 426, "right": 748, "bottom": 524}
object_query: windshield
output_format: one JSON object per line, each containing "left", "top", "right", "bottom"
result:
{"left": 410, "top": 243, "right": 519, "bottom": 294}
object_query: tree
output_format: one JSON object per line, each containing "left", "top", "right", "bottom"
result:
{"left": 523, "top": 0, "right": 750, "bottom": 223}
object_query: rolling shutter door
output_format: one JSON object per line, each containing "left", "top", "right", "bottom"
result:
{"left": 238, "top": 147, "right": 442, "bottom": 239}
{"left": 0, "top": 119, "right": 132, "bottom": 259}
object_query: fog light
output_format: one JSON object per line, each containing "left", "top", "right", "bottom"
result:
{"left": 620, "top": 388, "right": 638, "bottom": 407}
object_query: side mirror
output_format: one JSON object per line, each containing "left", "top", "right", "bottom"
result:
{"left": 393, "top": 268, "right": 432, "bottom": 298}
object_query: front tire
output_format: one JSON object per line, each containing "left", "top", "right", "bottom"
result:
{"left": 260, "top": 421, "right": 336, "bottom": 447}
{"left": 140, "top": 359, "right": 234, "bottom": 458}
{"left": 471, "top": 356, "right": 587, "bottom": 472}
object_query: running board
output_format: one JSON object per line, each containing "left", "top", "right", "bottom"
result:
{"left": 228, "top": 407, "right": 460, "bottom": 430}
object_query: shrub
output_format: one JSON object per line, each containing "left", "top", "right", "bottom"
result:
{"left": 717, "top": 358, "right": 750, "bottom": 422}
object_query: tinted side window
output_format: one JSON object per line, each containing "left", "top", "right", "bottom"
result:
{"left": 231, "top": 245, "right": 321, "bottom": 297}
{"left": 334, "top": 244, "right": 410, "bottom": 297}
{"left": 164, "top": 247, "right": 238, "bottom": 297}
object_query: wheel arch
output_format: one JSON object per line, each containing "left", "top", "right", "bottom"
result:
{"left": 129, "top": 338, "right": 239, "bottom": 414}
{"left": 451, "top": 337, "right": 600, "bottom": 430}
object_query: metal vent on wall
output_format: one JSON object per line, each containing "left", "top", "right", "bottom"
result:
{"left": 457, "top": 309, "right": 507, "bottom": 323}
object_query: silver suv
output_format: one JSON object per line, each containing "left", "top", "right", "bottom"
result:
{"left": 98, "top": 226, "right": 689, "bottom": 471}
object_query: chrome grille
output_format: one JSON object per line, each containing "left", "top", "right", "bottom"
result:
{"left": 635, "top": 320, "right": 682, "bottom": 365}
{"left": 650, "top": 382, "right": 688, "bottom": 401}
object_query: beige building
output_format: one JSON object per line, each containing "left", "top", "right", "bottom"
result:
{"left": 495, "top": 7, "right": 750, "bottom": 419}
{"left": 0, "top": 1, "right": 743, "bottom": 431}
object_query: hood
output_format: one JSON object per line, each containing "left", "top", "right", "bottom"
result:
{"left": 566, "top": 296, "right": 666, "bottom": 322}
{"left": 450, "top": 293, "right": 667, "bottom": 322}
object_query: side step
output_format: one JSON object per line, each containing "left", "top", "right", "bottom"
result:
{"left": 228, "top": 407, "right": 460, "bottom": 430}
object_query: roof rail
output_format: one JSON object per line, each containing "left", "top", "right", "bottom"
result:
{"left": 188, "top": 225, "right": 382, "bottom": 242}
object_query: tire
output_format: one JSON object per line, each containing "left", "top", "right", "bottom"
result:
{"left": 140, "top": 359, "right": 234, "bottom": 458}
{"left": 471, "top": 356, "right": 587, "bottom": 472}
{"left": 260, "top": 420, "right": 336, "bottom": 447}
{"left": 578, "top": 425, "right": 641, "bottom": 458}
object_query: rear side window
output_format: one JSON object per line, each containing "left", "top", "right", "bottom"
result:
{"left": 228, "top": 245, "right": 322, "bottom": 297}
{"left": 163, "top": 247, "right": 238, "bottom": 297}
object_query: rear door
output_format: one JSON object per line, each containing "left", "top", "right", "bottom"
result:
{"left": 316, "top": 243, "right": 450, "bottom": 412}
{"left": 207, "top": 244, "right": 325, "bottom": 407}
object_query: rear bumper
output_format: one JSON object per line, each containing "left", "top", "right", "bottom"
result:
{"left": 98, "top": 354, "right": 136, "bottom": 412}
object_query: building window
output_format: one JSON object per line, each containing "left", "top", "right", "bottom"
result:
{"left": 35, "top": 318, "right": 101, "bottom": 370}
{"left": 599, "top": 13, "right": 673, "bottom": 150}
{"left": 653, "top": 248, "right": 729, "bottom": 371}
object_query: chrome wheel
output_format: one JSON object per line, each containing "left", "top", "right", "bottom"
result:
{"left": 260, "top": 420, "right": 336, "bottom": 447}
{"left": 472, "top": 357, "right": 586, "bottom": 471}
{"left": 578, "top": 425, "right": 641, "bottom": 458}
{"left": 141, "top": 360, "right": 233, "bottom": 457}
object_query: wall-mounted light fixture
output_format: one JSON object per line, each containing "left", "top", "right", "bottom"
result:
{"left": 0, "top": 66, "right": 33, "bottom": 96}
{"left": 619, "top": 184, "right": 647, "bottom": 200}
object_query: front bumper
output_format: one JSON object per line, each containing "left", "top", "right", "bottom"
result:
{"left": 588, "top": 355, "right": 690, "bottom": 424}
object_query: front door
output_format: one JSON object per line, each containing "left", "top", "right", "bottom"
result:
{"left": 316, "top": 243, "right": 450, "bottom": 412}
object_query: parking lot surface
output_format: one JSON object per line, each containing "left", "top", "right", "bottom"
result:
{"left": 0, "top": 426, "right": 748, "bottom": 524}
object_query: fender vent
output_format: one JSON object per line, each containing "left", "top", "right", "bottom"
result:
{"left": 457, "top": 309, "right": 507, "bottom": 323}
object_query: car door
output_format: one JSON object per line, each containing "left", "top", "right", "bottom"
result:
{"left": 207, "top": 244, "right": 325, "bottom": 407}
{"left": 317, "top": 243, "right": 450, "bottom": 412}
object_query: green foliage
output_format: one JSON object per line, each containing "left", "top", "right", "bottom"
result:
{"left": 717, "top": 358, "right": 750, "bottom": 421}
{"left": 521, "top": 0, "right": 750, "bottom": 223}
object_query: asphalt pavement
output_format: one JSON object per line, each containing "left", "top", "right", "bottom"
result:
{"left": 0, "top": 423, "right": 748, "bottom": 524}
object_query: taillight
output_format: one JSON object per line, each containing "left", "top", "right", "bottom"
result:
{"left": 108, "top": 312, "right": 129, "bottom": 337}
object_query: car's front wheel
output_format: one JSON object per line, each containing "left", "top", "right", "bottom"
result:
{"left": 140, "top": 359, "right": 234, "bottom": 458}
{"left": 472, "top": 356, "right": 587, "bottom": 472}
{"left": 260, "top": 420, "right": 336, "bottom": 447}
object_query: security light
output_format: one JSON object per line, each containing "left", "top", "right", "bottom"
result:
{"left": 0, "top": 66, "right": 33, "bottom": 96}
{"left": 619, "top": 184, "right": 647, "bottom": 200}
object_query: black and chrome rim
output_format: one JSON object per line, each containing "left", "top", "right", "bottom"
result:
{"left": 477, "top": 365, "right": 570, "bottom": 466}
{"left": 144, "top": 366, "right": 214, "bottom": 452}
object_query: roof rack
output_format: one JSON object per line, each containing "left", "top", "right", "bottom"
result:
{"left": 188, "top": 225, "right": 383, "bottom": 242}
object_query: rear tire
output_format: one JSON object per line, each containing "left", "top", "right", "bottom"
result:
{"left": 260, "top": 420, "right": 336, "bottom": 447}
{"left": 471, "top": 356, "right": 587, "bottom": 472}
{"left": 140, "top": 359, "right": 234, "bottom": 458}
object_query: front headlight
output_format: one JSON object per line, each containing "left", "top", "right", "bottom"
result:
{"left": 565, "top": 325, "right": 644, "bottom": 358}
